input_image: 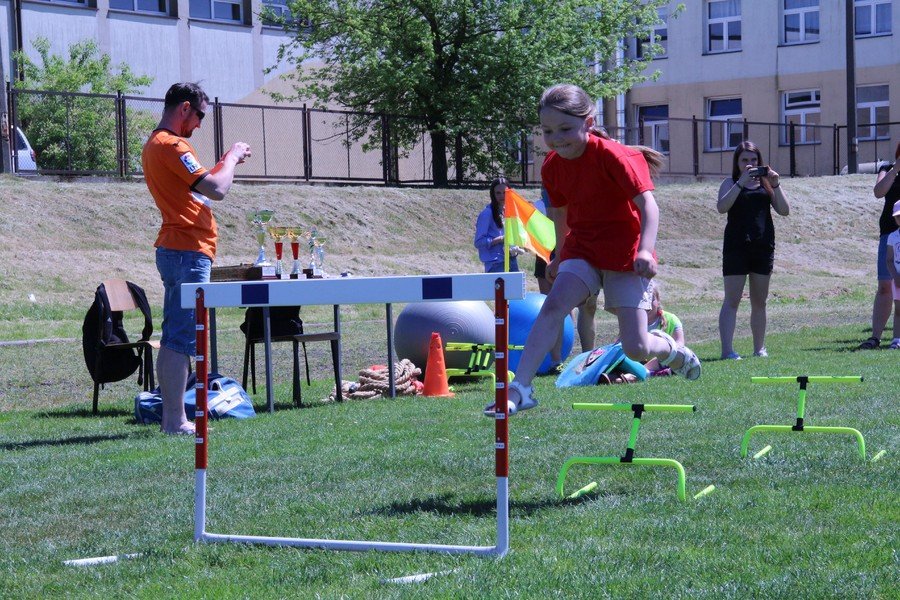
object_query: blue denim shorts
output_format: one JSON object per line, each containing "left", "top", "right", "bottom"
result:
{"left": 877, "top": 233, "right": 890, "bottom": 281}
{"left": 156, "top": 247, "right": 211, "bottom": 355}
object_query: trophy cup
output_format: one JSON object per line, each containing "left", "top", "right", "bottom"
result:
{"left": 267, "top": 225, "right": 286, "bottom": 278}
{"left": 247, "top": 209, "right": 275, "bottom": 266}
{"left": 285, "top": 227, "right": 302, "bottom": 279}
{"left": 306, "top": 227, "right": 319, "bottom": 277}
{"left": 313, "top": 235, "right": 327, "bottom": 277}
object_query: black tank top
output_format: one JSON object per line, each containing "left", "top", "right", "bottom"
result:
{"left": 724, "top": 184, "right": 775, "bottom": 247}
{"left": 877, "top": 163, "right": 900, "bottom": 236}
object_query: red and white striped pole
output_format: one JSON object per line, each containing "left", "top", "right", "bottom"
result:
{"left": 194, "top": 288, "right": 209, "bottom": 541}
{"left": 493, "top": 278, "right": 509, "bottom": 556}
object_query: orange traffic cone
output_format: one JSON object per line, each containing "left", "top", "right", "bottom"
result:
{"left": 423, "top": 332, "right": 454, "bottom": 397}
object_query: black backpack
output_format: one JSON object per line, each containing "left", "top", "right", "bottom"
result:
{"left": 82, "top": 281, "right": 154, "bottom": 388}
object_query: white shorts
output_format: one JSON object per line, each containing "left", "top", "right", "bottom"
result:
{"left": 557, "top": 258, "right": 652, "bottom": 311}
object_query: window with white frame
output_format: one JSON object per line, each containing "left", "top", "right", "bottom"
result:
{"left": 856, "top": 85, "right": 889, "bottom": 141}
{"left": 706, "top": 0, "right": 741, "bottom": 53}
{"left": 706, "top": 97, "right": 742, "bottom": 151}
{"left": 782, "top": 90, "right": 821, "bottom": 145}
{"left": 637, "top": 105, "right": 669, "bottom": 154}
{"left": 855, "top": 0, "right": 892, "bottom": 37}
{"left": 190, "top": 0, "right": 244, "bottom": 22}
{"left": 783, "top": 0, "right": 819, "bottom": 44}
{"left": 636, "top": 7, "right": 668, "bottom": 59}
{"left": 110, "top": 0, "right": 168, "bottom": 14}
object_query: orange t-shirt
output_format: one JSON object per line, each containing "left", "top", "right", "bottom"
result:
{"left": 142, "top": 129, "right": 217, "bottom": 259}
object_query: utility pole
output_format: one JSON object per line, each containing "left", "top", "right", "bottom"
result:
{"left": 0, "top": 42, "right": 9, "bottom": 173}
{"left": 845, "top": 0, "right": 858, "bottom": 174}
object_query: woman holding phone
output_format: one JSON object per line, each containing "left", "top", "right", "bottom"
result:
{"left": 716, "top": 140, "right": 790, "bottom": 360}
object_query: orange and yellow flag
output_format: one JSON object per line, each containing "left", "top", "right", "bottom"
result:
{"left": 504, "top": 187, "right": 556, "bottom": 267}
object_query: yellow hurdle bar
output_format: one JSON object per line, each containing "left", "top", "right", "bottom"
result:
{"left": 750, "top": 376, "right": 863, "bottom": 384}
{"left": 573, "top": 403, "right": 696, "bottom": 413}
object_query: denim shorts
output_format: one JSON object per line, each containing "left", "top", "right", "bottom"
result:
{"left": 877, "top": 233, "right": 890, "bottom": 281}
{"left": 156, "top": 247, "right": 211, "bottom": 355}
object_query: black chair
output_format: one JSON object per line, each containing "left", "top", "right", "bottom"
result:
{"left": 240, "top": 306, "right": 342, "bottom": 407}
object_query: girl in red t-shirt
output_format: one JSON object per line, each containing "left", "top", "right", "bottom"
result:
{"left": 485, "top": 84, "right": 701, "bottom": 417}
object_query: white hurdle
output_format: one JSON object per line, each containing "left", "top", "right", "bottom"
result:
{"left": 182, "top": 273, "right": 525, "bottom": 557}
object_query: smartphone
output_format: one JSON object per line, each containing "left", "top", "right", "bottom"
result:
{"left": 748, "top": 166, "right": 769, "bottom": 178}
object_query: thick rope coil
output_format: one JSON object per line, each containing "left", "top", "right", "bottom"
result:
{"left": 327, "top": 359, "right": 421, "bottom": 402}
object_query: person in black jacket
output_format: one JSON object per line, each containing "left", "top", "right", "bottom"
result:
{"left": 716, "top": 141, "right": 790, "bottom": 360}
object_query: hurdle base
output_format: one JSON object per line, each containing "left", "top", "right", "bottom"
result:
{"left": 740, "top": 425, "right": 866, "bottom": 459}
{"left": 557, "top": 456, "right": 687, "bottom": 502}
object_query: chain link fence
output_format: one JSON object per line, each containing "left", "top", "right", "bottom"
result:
{"left": 8, "top": 87, "right": 899, "bottom": 185}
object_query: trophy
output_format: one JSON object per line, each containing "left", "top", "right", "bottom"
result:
{"left": 247, "top": 209, "right": 275, "bottom": 266}
{"left": 313, "top": 235, "right": 327, "bottom": 277}
{"left": 285, "top": 227, "right": 302, "bottom": 279}
{"left": 267, "top": 225, "right": 287, "bottom": 278}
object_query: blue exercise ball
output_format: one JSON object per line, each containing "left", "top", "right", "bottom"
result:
{"left": 507, "top": 292, "right": 574, "bottom": 374}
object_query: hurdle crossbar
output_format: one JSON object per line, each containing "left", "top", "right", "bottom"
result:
{"left": 741, "top": 375, "right": 866, "bottom": 459}
{"left": 185, "top": 273, "right": 524, "bottom": 556}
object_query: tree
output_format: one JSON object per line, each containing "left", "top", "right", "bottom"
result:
{"left": 13, "top": 38, "right": 153, "bottom": 174}
{"left": 272, "top": 0, "right": 673, "bottom": 186}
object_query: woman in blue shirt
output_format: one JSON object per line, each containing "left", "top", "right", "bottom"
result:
{"left": 474, "top": 176, "right": 522, "bottom": 272}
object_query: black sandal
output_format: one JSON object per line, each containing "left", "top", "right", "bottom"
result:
{"left": 858, "top": 336, "right": 880, "bottom": 350}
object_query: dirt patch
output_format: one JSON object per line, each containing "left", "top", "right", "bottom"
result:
{"left": 0, "top": 173, "right": 883, "bottom": 309}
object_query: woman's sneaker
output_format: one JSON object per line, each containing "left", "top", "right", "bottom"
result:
{"left": 483, "top": 381, "right": 538, "bottom": 416}
{"left": 753, "top": 348, "right": 769, "bottom": 357}
{"left": 650, "top": 330, "right": 702, "bottom": 381}
{"left": 889, "top": 338, "right": 900, "bottom": 350}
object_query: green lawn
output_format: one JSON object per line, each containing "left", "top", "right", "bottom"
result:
{"left": 1, "top": 323, "right": 897, "bottom": 599}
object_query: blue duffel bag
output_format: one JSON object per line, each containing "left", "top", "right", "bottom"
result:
{"left": 135, "top": 372, "right": 256, "bottom": 424}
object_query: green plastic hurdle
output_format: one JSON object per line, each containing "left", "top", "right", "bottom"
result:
{"left": 557, "top": 403, "right": 696, "bottom": 502}
{"left": 740, "top": 376, "right": 866, "bottom": 460}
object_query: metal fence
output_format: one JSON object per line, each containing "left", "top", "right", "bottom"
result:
{"left": 8, "top": 86, "right": 899, "bottom": 185}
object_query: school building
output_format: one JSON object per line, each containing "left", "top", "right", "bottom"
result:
{"left": 0, "top": 0, "right": 297, "bottom": 102}
{"left": 617, "top": 0, "right": 899, "bottom": 177}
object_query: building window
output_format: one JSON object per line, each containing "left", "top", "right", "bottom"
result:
{"left": 636, "top": 7, "right": 668, "bottom": 59}
{"left": 783, "top": 0, "right": 819, "bottom": 44}
{"left": 706, "top": 97, "right": 742, "bottom": 151}
{"left": 855, "top": 0, "right": 892, "bottom": 37}
{"left": 706, "top": 0, "right": 741, "bottom": 53}
{"left": 637, "top": 105, "right": 669, "bottom": 154}
{"left": 110, "top": 0, "right": 169, "bottom": 14}
{"left": 190, "top": 0, "right": 244, "bottom": 22}
{"left": 782, "top": 90, "right": 821, "bottom": 145}
{"left": 857, "top": 85, "right": 889, "bottom": 141}
{"left": 261, "top": 0, "right": 290, "bottom": 24}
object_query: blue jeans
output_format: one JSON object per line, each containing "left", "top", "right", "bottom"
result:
{"left": 486, "top": 258, "right": 519, "bottom": 273}
{"left": 156, "top": 247, "right": 211, "bottom": 355}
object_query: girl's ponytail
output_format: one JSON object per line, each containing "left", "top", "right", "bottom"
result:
{"left": 588, "top": 124, "right": 664, "bottom": 177}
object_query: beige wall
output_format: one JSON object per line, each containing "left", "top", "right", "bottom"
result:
{"left": 628, "top": 0, "right": 900, "bottom": 177}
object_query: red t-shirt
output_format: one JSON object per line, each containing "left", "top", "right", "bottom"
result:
{"left": 541, "top": 134, "right": 654, "bottom": 272}
{"left": 142, "top": 129, "right": 216, "bottom": 259}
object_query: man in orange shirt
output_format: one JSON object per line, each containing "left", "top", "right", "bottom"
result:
{"left": 143, "top": 82, "right": 251, "bottom": 435}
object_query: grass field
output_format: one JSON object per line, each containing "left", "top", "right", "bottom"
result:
{"left": 0, "top": 175, "right": 898, "bottom": 598}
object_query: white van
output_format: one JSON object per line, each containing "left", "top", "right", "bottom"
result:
{"left": 14, "top": 127, "right": 38, "bottom": 172}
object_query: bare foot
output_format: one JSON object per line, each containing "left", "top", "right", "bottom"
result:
{"left": 161, "top": 422, "right": 196, "bottom": 436}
